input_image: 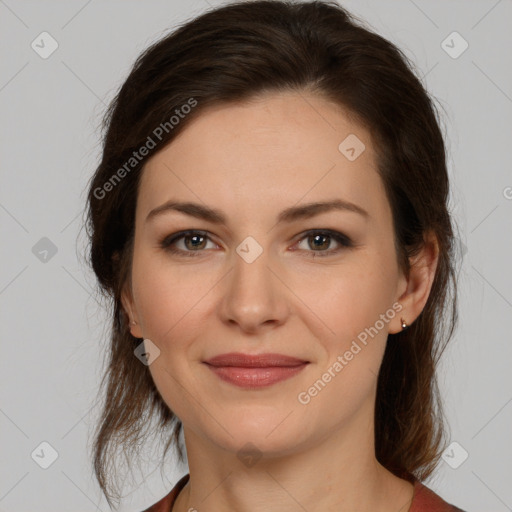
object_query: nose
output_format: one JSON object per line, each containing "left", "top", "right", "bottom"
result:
{"left": 218, "top": 243, "right": 290, "bottom": 334}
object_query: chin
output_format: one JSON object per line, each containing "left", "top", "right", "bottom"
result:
{"left": 208, "top": 416, "right": 309, "bottom": 456}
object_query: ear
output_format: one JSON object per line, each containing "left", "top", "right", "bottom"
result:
{"left": 121, "top": 281, "right": 143, "bottom": 339}
{"left": 390, "top": 230, "right": 440, "bottom": 334}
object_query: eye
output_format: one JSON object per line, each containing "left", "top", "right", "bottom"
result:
{"left": 159, "top": 229, "right": 354, "bottom": 258}
{"left": 293, "top": 229, "right": 353, "bottom": 257}
{"left": 159, "top": 230, "right": 217, "bottom": 257}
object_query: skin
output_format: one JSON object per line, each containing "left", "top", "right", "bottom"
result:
{"left": 122, "top": 91, "right": 439, "bottom": 512}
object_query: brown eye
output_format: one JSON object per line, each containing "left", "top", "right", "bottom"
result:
{"left": 160, "top": 230, "right": 215, "bottom": 257}
{"left": 159, "top": 229, "right": 353, "bottom": 258}
{"left": 307, "top": 233, "right": 331, "bottom": 251}
{"left": 295, "top": 230, "right": 353, "bottom": 257}
{"left": 183, "top": 233, "right": 207, "bottom": 250}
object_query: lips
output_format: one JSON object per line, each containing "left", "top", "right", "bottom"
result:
{"left": 203, "top": 353, "right": 309, "bottom": 389}
{"left": 204, "top": 352, "right": 309, "bottom": 368}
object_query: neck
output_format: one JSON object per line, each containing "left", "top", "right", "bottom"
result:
{"left": 173, "top": 409, "right": 414, "bottom": 512}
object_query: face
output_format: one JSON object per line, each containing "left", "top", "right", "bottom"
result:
{"left": 122, "top": 91, "right": 410, "bottom": 457}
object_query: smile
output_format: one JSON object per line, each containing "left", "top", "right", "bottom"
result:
{"left": 203, "top": 363, "right": 309, "bottom": 388}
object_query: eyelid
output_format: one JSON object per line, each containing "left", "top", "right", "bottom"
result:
{"left": 159, "top": 230, "right": 218, "bottom": 254}
{"left": 291, "top": 229, "right": 353, "bottom": 257}
{"left": 159, "top": 228, "right": 354, "bottom": 257}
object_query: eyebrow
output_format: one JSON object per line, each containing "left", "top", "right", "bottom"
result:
{"left": 146, "top": 198, "right": 369, "bottom": 225}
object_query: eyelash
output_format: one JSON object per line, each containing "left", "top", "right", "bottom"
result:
{"left": 158, "top": 229, "right": 353, "bottom": 258}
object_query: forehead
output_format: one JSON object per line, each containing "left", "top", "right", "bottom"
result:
{"left": 138, "top": 91, "right": 390, "bottom": 229}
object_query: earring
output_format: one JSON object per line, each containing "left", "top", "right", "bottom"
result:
{"left": 400, "top": 318, "right": 407, "bottom": 330}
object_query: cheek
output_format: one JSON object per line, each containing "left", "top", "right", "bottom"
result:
{"left": 132, "top": 251, "right": 216, "bottom": 344}
{"left": 131, "top": 255, "right": 214, "bottom": 420}
{"left": 302, "top": 253, "right": 398, "bottom": 386}
{"left": 294, "top": 253, "right": 398, "bottom": 343}
{"left": 293, "top": 268, "right": 394, "bottom": 424}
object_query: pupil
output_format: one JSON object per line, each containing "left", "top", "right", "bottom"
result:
{"left": 187, "top": 235, "right": 205, "bottom": 250}
{"left": 312, "top": 234, "right": 329, "bottom": 250}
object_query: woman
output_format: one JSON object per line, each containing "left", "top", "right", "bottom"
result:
{"left": 85, "top": 1, "right": 465, "bottom": 510}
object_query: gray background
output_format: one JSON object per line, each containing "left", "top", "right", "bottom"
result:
{"left": 1, "top": 0, "right": 511, "bottom": 511}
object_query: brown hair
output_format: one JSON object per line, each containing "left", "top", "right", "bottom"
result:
{"left": 84, "top": 0, "right": 460, "bottom": 508}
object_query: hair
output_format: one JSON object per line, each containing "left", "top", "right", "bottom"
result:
{"left": 84, "top": 0, "right": 460, "bottom": 508}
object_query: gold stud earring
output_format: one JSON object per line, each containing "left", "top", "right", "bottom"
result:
{"left": 400, "top": 318, "right": 407, "bottom": 330}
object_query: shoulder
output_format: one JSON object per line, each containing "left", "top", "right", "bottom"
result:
{"left": 410, "top": 480, "right": 466, "bottom": 512}
{"left": 140, "top": 473, "right": 190, "bottom": 512}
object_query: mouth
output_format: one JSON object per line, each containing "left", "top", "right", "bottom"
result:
{"left": 203, "top": 352, "right": 309, "bottom": 388}
{"left": 203, "top": 352, "right": 309, "bottom": 367}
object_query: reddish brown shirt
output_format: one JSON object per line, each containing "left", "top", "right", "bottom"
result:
{"left": 142, "top": 474, "right": 466, "bottom": 511}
